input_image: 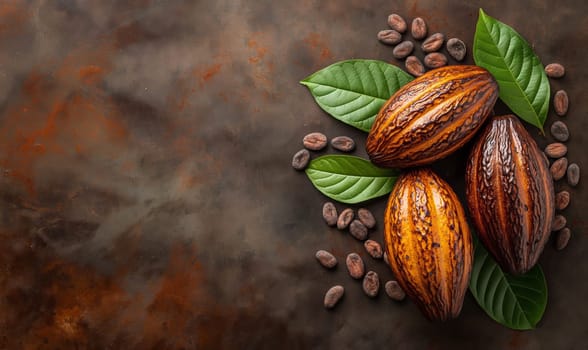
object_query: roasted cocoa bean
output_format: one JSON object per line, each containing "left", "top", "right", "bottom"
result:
{"left": 331, "top": 136, "right": 355, "bottom": 152}
{"left": 364, "top": 239, "right": 383, "bottom": 259}
{"left": 316, "top": 250, "right": 338, "bottom": 269}
{"left": 362, "top": 271, "right": 380, "bottom": 297}
{"left": 405, "top": 55, "right": 425, "bottom": 76}
{"left": 446, "top": 38, "right": 467, "bottom": 61}
{"left": 424, "top": 52, "right": 448, "bottom": 68}
{"left": 545, "top": 63, "right": 565, "bottom": 78}
{"left": 357, "top": 208, "right": 376, "bottom": 229}
{"left": 555, "top": 228, "right": 571, "bottom": 251}
{"left": 346, "top": 253, "right": 365, "bottom": 279}
{"left": 387, "top": 14, "right": 407, "bottom": 33}
{"left": 337, "top": 208, "right": 354, "bottom": 230}
{"left": 550, "top": 121, "right": 569, "bottom": 142}
{"left": 322, "top": 202, "right": 338, "bottom": 226}
{"left": 384, "top": 280, "right": 406, "bottom": 301}
{"left": 377, "top": 29, "right": 402, "bottom": 45}
{"left": 303, "top": 132, "right": 327, "bottom": 151}
{"left": 411, "top": 17, "right": 427, "bottom": 40}
{"left": 550, "top": 157, "right": 568, "bottom": 181}
{"left": 392, "top": 41, "right": 414, "bottom": 59}
{"left": 555, "top": 191, "right": 570, "bottom": 211}
{"left": 324, "top": 285, "right": 345, "bottom": 309}
{"left": 552, "top": 214, "right": 567, "bottom": 232}
{"left": 422, "top": 33, "right": 445, "bottom": 52}
{"left": 567, "top": 163, "right": 580, "bottom": 186}
{"left": 545, "top": 143, "right": 567, "bottom": 158}
{"left": 554, "top": 90, "right": 569, "bottom": 116}
{"left": 292, "top": 149, "right": 310, "bottom": 170}
{"left": 349, "top": 220, "right": 368, "bottom": 241}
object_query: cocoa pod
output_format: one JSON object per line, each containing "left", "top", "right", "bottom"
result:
{"left": 466, "top": 115, "right": 555, "bottom": 275}
{"left": 384, "top": 168, "right": 473, "bottom": 321}
{"left": 366, "top": 65, "right": 498, "bottom": 168}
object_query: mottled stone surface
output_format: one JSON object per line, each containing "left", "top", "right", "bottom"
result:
{"left": 0, "top": 0, "right": 586, "bottom": 349}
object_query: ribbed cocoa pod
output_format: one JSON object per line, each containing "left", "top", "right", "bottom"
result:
{"left": 466, "top": 115, "right": 555, "bottom": 275}
{"left": 384, "top": 168, "right": 473, "bottom": 321}
{"left": 366, "top": 65, "right": 498, "bottom": 168}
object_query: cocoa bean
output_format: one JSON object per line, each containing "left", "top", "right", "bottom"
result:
{"left": 555, "top": 191, "right": 570, "bottom": 210}
{"left": 357, "top": 208, "right": 376, "bottom": 229}
{"left": 550, "top": 157, "right": 568, "bottom": 181}
{"left": 337, "top": 208, "right": 354, "bottom": 230}
{"left": 292, "top": 149, "right": 310, "bottom": 170}
{"left": 346, "top": 253, "right": 365, "bottom": 279}
{"left": 384, "top": 280, "right": 406, "bottom": 301}
{"left": 567, "top": 163, "right": 580, "bottom": 186}
{"left": 377, "top": 29, "right": 402, "bottom": 45}
{"left": 421, "top": 33, "right": 445, "bottom": 52}
{"left": 349, "top": 220, "right": 368, "bottom": 241}
{"left": 362, "top": 271, "right": 380, "bottom": 297}
{"left": 446, "top": 38, "right": 467, "bottom": 61}
{"left": 545, "top": 63, "right": 565, "bottom": 78}
{"left": 315, "top": 250, "right": 338, "bottom": 269}
{"left": 383, "top": 252, "right": 389, "bottom": 265}
{"left": 405, "top": 55, "right": 425, "bottom": 76}
{"left": 555, "top": 228, "right": 571, "bottom": 251}
{"left": 364, "top": 239, "right": 383, "bottom": 259}
{"left": 424, "top": 52, "right": 448, "bottom": 68}
{"left": 544, "top": 143, "right": 567, "bottom": 158}
{"left": 554, "top": 90, "right": 569, "bottom": 116}
{"left": 387, "top": 14, "right": 407, "bottom": 33}
{"left": 552, "top": 214, "right": 567, "bottom": 232}
{"left": 322, "top": 202, "right": 338, "bottom": 226}
{"left": 324, "top": 285, "right": 344, "bottom": 309}
{"left": 392, "top": 41, "right": 414, "bottom": 59}
{"left": 303, "top": 132, "right": 327, "bottom": 151}
{"left": 411, "top": 17, "right": 427, "bottom": 40}
{"left": 550, "top": 121, "right": 569, "bottom": 142}
{"left": 331, "top": 136, "right": 355, "bottom": 152}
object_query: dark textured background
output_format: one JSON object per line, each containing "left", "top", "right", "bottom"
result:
{"left": 0, "top": 0, "right": 586, "bottom": 349}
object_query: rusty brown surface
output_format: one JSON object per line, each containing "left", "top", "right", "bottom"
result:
{"left": 0, "top": 0, "right": 586, "bottom": 349}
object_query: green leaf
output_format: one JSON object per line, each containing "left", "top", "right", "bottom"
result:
{"left": 469, "top": 237, "right": 548, "bottom": 330}
{"left": 300, "top": 59, "right": 413, "bottom": 132}
{"left": 305, "top": 155, "right": 398, "bottom": 204}
{"left": 473, "top": 9, "right": 550, "bottom": 133}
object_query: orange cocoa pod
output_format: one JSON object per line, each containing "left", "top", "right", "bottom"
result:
{"left": 384, "top": 168, "right": 473, "bottom": 320}
{"left": 366, "top": 65, "right": 498, "bottom": 168}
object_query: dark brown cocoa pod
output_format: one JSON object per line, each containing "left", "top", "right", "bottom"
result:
{"left": 366, "top": 65, "right": 498, "bottom": 168}
{"left": 466, "top": 115, "right": 555, "bottom": 275}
